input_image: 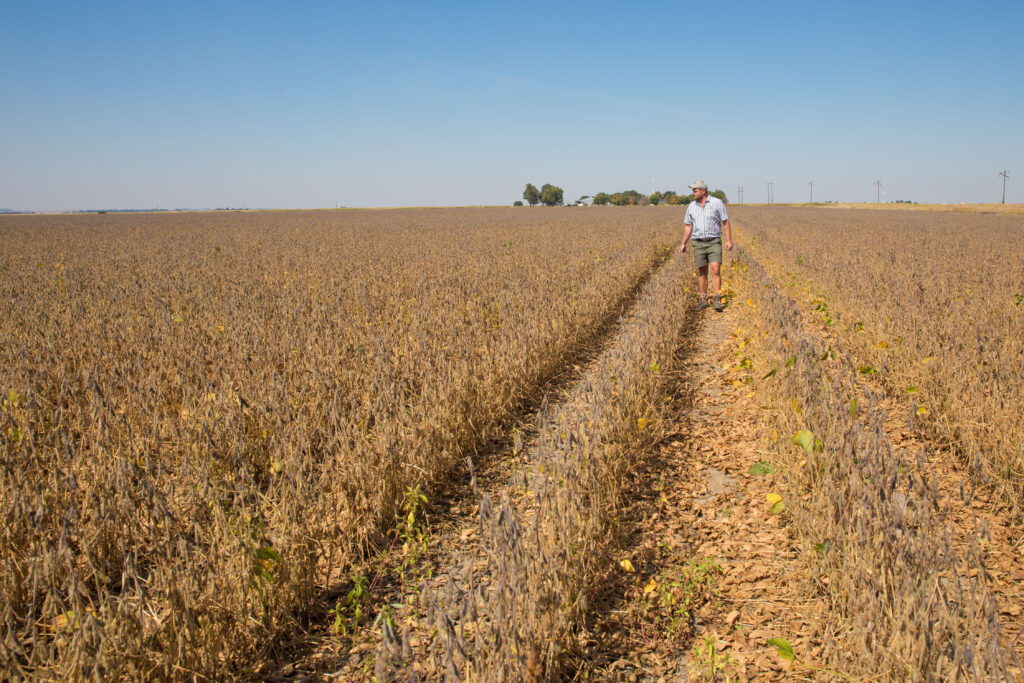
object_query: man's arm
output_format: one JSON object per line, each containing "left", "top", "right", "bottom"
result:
{"left": 722, "top": 219, "right": 733, "bottom": 251}
{"left": 679, "top": 223, "right": 693, "bottom": 252}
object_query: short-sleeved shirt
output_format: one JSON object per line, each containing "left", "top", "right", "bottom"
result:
{"left": 684, "top": 197, "right": 729, "bottom": 239}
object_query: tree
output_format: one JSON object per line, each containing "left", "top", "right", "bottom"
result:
{"left": 611, "top": 190, "right": 641, "bottom": 206}
{"left": 513, "top": 200, "right": 523, "bottom": 206}
{"left": 593, "top": 192, "right": 611, "bottom": 205}
{"left": 523, "top": 183, "right": 540, "bottom": 206}
{"left": 710, "top": 189, "right": 728, "bottom": 203}
{"left": 661, "top": 190, "right": 679, "bottom": 205}
{"left": 649, "top": 191, "right": 662, "bottom": 206}
{"left": 540, "top": 183, "right": 564, "bottom": 206}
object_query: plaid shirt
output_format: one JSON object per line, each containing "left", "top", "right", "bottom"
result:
{"left": 684, "top": 196, "right": 728, "bottom": 239}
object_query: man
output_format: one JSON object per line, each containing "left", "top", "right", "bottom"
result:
{"left": 678, "top": 180, "right": 733, "bottom": 311}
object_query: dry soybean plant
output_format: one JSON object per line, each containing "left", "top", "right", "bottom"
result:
{"left": 0, "top": 208, "right": 680, "bottom": 678}
{"left": 377, "top": 252, "right": 694, "bottom": 681}
{"left": 735, "top": 247, "right": 1015, "bottom": 679}
{"left": 733, "top": 206, "right": 1024, "bottom": 516}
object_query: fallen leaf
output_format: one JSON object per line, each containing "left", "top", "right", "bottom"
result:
{"left": 619, "top": 559, "right": 635, "bottom": 572}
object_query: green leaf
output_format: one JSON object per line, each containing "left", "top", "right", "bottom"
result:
{"left": 814, "top": 538, "right": 832, "bottom": 555}
{"left": 849, "top": 397, "right": 858, "bottom": 416}
{"left": 819, "top": 347, "right": 832, "bottom": 361}
{"left": 255, "top": 547, "right": 280, "bottom": 563}
{"left": 905, "top": 386, "right": 918, "bottom": 394}
{"left": 792, "top": 430, "right": 814, "bottom": 453}
{"left": 784, "top": 356, "right": 797, "bottom": 368}
{"left": 748, "top": 461, "right": 775, "bottom": 476}
{"left": 769, "top": 501, "right": 785, "bottom": 515}
{"left": 858, "top": 365, "right": 877, "bottom": 375}
{"left": 761, "top": 368, "right": 777, "bottom": 380}
{"left": 1015, "top": 294, "right": 1023, "bottom": 306}
{"left": 767, "top": 637, "right": 795, "bottom": 661}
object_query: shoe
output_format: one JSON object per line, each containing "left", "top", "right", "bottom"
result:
{"left": 712, "top": 296, "right": 724, "bottom": 312}
{"left": 698, "top": 298, "right": 709, "bottom": 310}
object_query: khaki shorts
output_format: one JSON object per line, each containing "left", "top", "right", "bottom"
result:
{"left": 692, "top": 237, "right": 722, "bottom": 268}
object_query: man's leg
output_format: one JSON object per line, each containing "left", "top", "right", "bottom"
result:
{"left": 709, "top": 261, "right": 721, "bottom": 294}
{"left": 696, "top": 264, "right": 710, "bottom": 309}
{"left": 709, "top": 261, "right": 724, "bottom": 311}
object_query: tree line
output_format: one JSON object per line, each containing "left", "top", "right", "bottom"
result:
{"left": 517, "top": 184, "right": 727, "bottom": 206}
{"left": 593, "top": 188, "right": 728, "bottom": 205}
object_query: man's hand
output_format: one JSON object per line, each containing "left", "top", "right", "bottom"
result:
{"left": 679, "top": 241, "right": 687, "bottom": 253}
{"left": 725, "top": 240, "right": 733, "bottom": 251}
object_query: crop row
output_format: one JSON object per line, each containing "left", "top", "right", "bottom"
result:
{"left": 0, "top": 208, "right": 679, "bottom": 678}
{"left": 378, "top": 248, "right": 694, "bottom": 680}
{"left": 734, "top": 247, "right": 1013, "bottom": 679}
{"left": 732, "top": 206, "right": 1024, "bottom": 515}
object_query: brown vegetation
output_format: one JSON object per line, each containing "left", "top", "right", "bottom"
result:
{"left": 0, "top": 208, "right": 678, "bottom": 678}
{"left": 5, "top": 204, "right": 1020, "bottom": 680}
{"left": 730, "top": 248, "right": 1014, "bottom": 678}
{"left": 378, "top": 245, "right": 695, "bottom": 680}
{"left": 733, "top": 206, "right": 1024, "bottom": 516}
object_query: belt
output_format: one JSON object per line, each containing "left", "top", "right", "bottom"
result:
{"left": 693, "top": 236, "right": 720, "bottom": 242}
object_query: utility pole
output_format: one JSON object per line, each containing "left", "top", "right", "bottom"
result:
{"left": 808, "top": 181, "right": 814, "bottom": 203}
{"left": 767, "top": 182, "right": 774, "bottom": 205}
{"left": 738, "top": 187, "right": 744, "bottom": 204}
{"left": 999, "top": 170, "right": 1010, "bottom": 204}
{"left": 874, "top": 180, "right": 882, "bottom": 204}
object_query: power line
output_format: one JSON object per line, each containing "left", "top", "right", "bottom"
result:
{"left": 737, "top": 187, "right": 744, "bottom": 204}
{"left": 808, "top": 181, "right": 814, "bottom": 203}
{"left": 766, "top": 182, "right": 773, "bottom": 205}
{"left": 874, "top": 179, "right": 883, "bottom": 204}
{"left": 999, "top": 170, "right": 1010, "bottom": 204}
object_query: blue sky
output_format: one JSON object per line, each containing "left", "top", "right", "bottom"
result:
{"left": 2, "top": 0, "right": 1021, "bottom": 210}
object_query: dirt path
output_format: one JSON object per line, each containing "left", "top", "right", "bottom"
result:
{"left": 566, "top": 293, "right": 822, "bottom": 682}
